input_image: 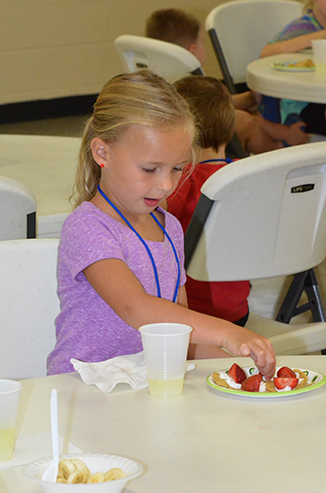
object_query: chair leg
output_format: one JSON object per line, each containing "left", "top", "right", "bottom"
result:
{"left": 276, "top": 269, "right": 326, "bottom": 355}
{"left": 304, "top": 269, "right": 326, "bottom": 322}
{"left": 27, "top": 211, "right": 36, "bottom": 238}
{"left": 305, "top": 270, "right": 326, "bottom": 354}
{"left": 207, "top": 28, "right": 237, "bottom": 95}
{"left": 184, "top": 194, "right": 214, "bottom": 270}
{"left": 276, "top": 269, "right": 326, "bottom": 323}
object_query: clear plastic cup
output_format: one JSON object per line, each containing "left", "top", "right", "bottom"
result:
{"left": 312, "top": 40, "right": 326, "bottom": 73}
{"left": 139, "top": 323, "right": 193, "bottom": 398}
{"left": 0, "top": 380, "right": 22, "bottom": 461}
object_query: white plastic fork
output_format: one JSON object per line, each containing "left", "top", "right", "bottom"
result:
{"left": 42, "top": 389, "right": 59, "bottom": 482}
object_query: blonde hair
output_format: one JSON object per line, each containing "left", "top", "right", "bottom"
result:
{"left": 72, "top": 70, "right": 196, "bottom": 207}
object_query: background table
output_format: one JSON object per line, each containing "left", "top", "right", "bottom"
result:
{"left": 247, "top": 52, "right": 326, "bottom": 104}
{"left": 0, "top": 135, "right": 81, "bottom": 238}
{"left": 2, "top": 356, "right": 326, "bottom": 492}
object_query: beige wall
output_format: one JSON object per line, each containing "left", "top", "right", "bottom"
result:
{"left": 0, "top": 0, "right": 227, "bottom": 105}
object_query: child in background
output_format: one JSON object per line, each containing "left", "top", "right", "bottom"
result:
{"left": 146, "top": 8, "right": 309, "bottom": 154}
{"left": 167, "top": 75, "right": 250, "bottom": 359}
{"left": 260, "top": 0, "right": 326, "bottom": 135}
{"left": 46, "top": 70, "right": 275, "bottom": 376}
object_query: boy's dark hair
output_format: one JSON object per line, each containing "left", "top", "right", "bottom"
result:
{"left": 145, "top": 9, "right": 201, "bottom": 48}
{"left": 174, "top": 76, "right": 235, "bottom": 152}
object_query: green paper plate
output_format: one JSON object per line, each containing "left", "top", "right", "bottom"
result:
{"left": 207, "top": 367, "right": 326, "bottom": 398}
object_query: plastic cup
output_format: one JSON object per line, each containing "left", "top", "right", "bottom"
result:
{"left": 139, "top": 323, "right": 193, "bottom": 398}
{"left": 312, "top": 40, "right": 326, "bottom": 73}
{"left": 0, "top": 380, "right": 22, "bottom": 461}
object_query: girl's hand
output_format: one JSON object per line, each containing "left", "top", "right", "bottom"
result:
{"left": 222, "top": 326, "right": 276, "bottom": 379}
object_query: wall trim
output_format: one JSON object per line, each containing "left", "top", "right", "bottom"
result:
{"left": 0, "top": 95, "right": 98, "bottom": 124}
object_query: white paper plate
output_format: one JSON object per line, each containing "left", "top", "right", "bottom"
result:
{"left": 23, "top": 453, "right": 143, "bottom": 493}
{"left": 207, "top": 366, "right": 326, "bottom": 398}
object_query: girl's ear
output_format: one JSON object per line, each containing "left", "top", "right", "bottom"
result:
{"left": 91, "top": 138, "right": 110, "bottom": 166}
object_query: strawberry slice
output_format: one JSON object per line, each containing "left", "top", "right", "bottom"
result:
{"left": 274, "top": 377, "right": 299, "bottom": 390}
{"left": 228, "top": 363, "right": 247, "bottom": 384}
{"left": 277, "top": 366, "right": 296, "bottom": 378}
{"left": 241, "top": 373, "right": 262, "bottom": 392}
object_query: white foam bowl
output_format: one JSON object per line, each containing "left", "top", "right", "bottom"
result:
{"left": 22, "top": 453, "right": 143, "bottom": 493}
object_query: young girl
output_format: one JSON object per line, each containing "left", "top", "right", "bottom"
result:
{"left": 260, "top": 0, "right": 326, "bottom": 134}
{"left": 46, "top": 70, "right": 275, "bottom": 377}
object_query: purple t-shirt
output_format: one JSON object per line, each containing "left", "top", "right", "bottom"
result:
{"left": 269, "top": 10, "right": 322, "bottom": 43}
{"left": 47, "top": 202, "right": 186, "bottom": 375}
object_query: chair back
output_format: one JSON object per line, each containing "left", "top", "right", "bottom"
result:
{"left": 205, "top": 0, "right": 302, "bottom": 90}
{"left": 0, "top": 176, "right": 36, "bottom": 240}
{"left": 114, "top": 35, "right": 204, "bottom": 83}
{"left": 186, "top": 142, "right": 326, "bottom": 281}
{"left": 0, "top": 239, "right": 59, "bottom": 379}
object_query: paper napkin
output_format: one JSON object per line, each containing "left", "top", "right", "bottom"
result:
{"left": 71, "top": 351, "right": 195, "bottom": 392}
{"left": 71, "top": 351, "right": 148, "bottom": 392}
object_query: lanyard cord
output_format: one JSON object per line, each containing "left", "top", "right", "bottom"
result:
{"left": 97, "top": 185, "right": 180, "bottom": 303}
{"left": 150, "top": 212, "right": 181, "bottom": 303}
{"left": 199, "top": 158, "right": 233, "bottom": 164}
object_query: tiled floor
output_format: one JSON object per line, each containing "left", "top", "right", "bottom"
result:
{"left": 0, "top": 114, "right": 88, "bottom": 138}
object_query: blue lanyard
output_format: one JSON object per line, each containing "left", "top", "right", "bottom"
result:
{"left": 97, "top": 185, "right": 181, "bottom": 303}
{"left": 199, "top": 158, "right": 233, "bottom": 164}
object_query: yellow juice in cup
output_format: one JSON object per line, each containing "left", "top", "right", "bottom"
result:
{"left": 0, "top": 427, "right": 16, "bottom": 461}
{"left": 148, "top": 378, "right": 184, "bottom": 398}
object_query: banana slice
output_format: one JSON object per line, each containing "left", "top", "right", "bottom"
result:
{"left": 87, "top": 472, "right": 105, "bottom": 483}
{"left": 56, "top": 458, "right": 127, "bottom": 484}
{"left": 66, "top": 470, "right": 88, "bottom": 484}
{"left": 71, "top": 458, "right": 90, "bottom": 475}
{"left": 56, "top": 475, "right": 66, "bottom": 483}
{"left": 104, "top": 467, "right": 126, "bottom": 481}
{"left": 58, "top": 459, "right": 76, "bottom": 480}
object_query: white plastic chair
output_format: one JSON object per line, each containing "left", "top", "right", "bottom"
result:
{"left": 205, "top": 0, "right": 302, "bottom": 94}
{"left": 184, "top": 142, "right": 326, "bottom": 355}
{"left": 0, "top": 239, "right": 59, "bottom": 379}
{"left": 114, "top": 34, "right": 204, "bottom": 84}
{"left": 0, "top": 176, "right": 37, "bottom": 240}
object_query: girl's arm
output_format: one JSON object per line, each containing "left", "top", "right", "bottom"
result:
{"left": 260, "top": 30, "right": 326, "bottom": 57}
{"left": 83, "top": 258, "right": 276, "bottom": 377}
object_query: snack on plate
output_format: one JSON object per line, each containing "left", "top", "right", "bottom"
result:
{"left": 212, "top": 363, "right": 312, "bottom": 393}
{"left": 287, "top": 59, "right": 315, "bottom": 68}
{"left": 57, "top": 458, "right": 126, "bottom": 484}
